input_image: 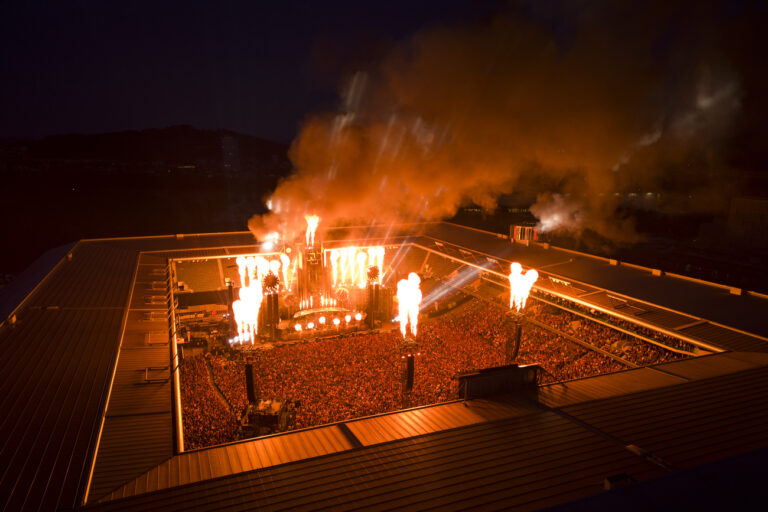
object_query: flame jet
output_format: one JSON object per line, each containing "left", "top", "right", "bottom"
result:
{"left": 508, "top": 262, "right": 538, "bottom": 311}
{"left": 339, "top": 248, "right": 348, "bottom": 284}
{"left": 232, "top": 257, "right": 265, "bottom": 343}
{"left": 329, "top": 249, "right": 340, "bottom": 286}
{"left": 356, "top": 251, "right": 368, "bottom": 288}
{"left": 255, "top": 257, "right": 269, "bottom": 281}
{"left": 396, "top": 272, "right": 422, "bottom": 338}
{"left": 236, "top": 256, "right": 247, "bottom": 288}
{"left": 374, "top": 246, "right": 385, "bottom": 283}
{"left": 280, "top": 253, "right": 290, "bottom": 290}
{"left": 326, "top": 245, "right": 385, "bottom": 288}
{"left": 305, "top": 215, "right": 320, "bottom": 246}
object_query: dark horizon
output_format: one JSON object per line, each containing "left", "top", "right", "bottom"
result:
{"left": 2, "top": 0, "right": 768, "bottom": 286}
{"left": 0, "top": 1, "right": 490, "bottom": 143}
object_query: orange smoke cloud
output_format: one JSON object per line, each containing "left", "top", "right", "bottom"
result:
{"left": 250, "top": 2, "right": 743, "bottom": 244}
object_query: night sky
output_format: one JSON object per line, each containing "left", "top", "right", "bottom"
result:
{"left": 2, "top": 1, "right": 765, "bottom": 151}
{"left": 0, "top": 0, "right": 493, "bottom": 142}
{"left": 2, "top": 0, "right": 768, "bottom": 268}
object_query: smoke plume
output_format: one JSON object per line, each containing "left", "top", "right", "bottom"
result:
{"left": 250, "top": 1, "right": 753, "bottom": 244}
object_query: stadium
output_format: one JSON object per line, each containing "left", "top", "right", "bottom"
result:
{"left": 2, "top": 221, "right": 768, "bottom": 511}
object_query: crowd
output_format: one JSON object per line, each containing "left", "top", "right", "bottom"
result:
{"left": 528, "top": 303, "right": 689, "bottom": 366}
{"left": 181, "top": 298, "right": 689, "bottom": 448}
{"left": 541, "top": 293, "right": 700, "bottom": 354}
{"left": 179, "top": 356, "right": 237, "bottom": 450}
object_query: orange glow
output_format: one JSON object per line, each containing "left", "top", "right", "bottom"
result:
{"left": 305, "top": 215, "right": 320, "bottom": 246}
{"left": 280, "top": 253, "right": 290, "bottom": 290}
{"left": 329, "top": 249, "right": 340, "bottom": 286}
{"left": 508, "top": 262, "right": 538, "bottom": 311}
{"left": 356, "top": 251, "right": 367, "bottom": 287}
{"left": 232, "top": 256, "right": 265, "bottom": 343}
{"left": 230, "top": 253, "right": 293, "bottom": 342}
{"left": 327, "top": 245, "right": 385, "bottom": 288}
{"left": 396, "top": 272, "right": 422, "bottom": 338}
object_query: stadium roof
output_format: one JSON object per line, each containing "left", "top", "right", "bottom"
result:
{"left": 1, "top": 222, "right": 767, "bottom": 511}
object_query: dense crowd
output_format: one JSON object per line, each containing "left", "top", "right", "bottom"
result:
{"left": 181, "top": 298, "right": 689, "bottom": 448}
{"left": 540, "top": 293, "right": 700, "bottom": 354}
{"left": 528, "top": 303, "right": 689, "bottom": 366}
{"left": 180, "top": 356, "right": 237, "bottom": 449}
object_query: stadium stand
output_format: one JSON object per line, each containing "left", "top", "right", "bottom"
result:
{"left": 1, "top": 222, "right": 767, "bottom": 512}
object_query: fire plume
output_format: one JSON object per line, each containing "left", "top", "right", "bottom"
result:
{"left": 396, "top": 272, "right": 422, "bottom": 338}
{"left": 327, "top": 245, "right": 386, "bottom": 288}
{"left": 232, "top": 256, "right": 265, "bottom": 343}
{"left": 280, "top": 253, "right": 291, "bottom": 290}
{"left": 508, "top": 262, "right": 538, "bottom": 312}
{"left": 305, "top": 215, "right": 320, "bottom": 246}
{"left": 231, "top": 253, "right": 290, "bottom": 343}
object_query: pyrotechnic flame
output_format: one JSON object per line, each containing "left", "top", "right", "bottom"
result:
{"left": 280, "top": 253, "right": 290, "bottom": 290}
{"left": 396, "top": 272, "right": 422, "bottom": 338}
{"left": 374, "top": 246, "right": 385, "bottom": 283}
{"left": 345, "top": 247, "right": 355, "bottom": 284}
{"left": 356, "top": 251, "right": 368, "bottom": 288}
{"left": 508, "top": 262, "right": 539, "bottom": 312}
{"left": 329, "top": 249, "right": 340, "bottom": 286}
{"left": 327, "top": 245, "right": 385, "bottom": 288}
{"left": 236, "top": 256, "right": 247, "bottom": 288}
{"left": 305, "top": 215, "right": 320, "bottom": 246}
{"left": 232, "top": 264, "right": 264, "bottom": 344}
{"left": 269, "top": 258, "right": 281, "bottom": 278}
{"left": 338, "top": 248, "right": 347, "bottom": 284}
{"left": 263, "top": 231, "right": 280, "bottom": 251}
{"left": 255, "top": 257, "right": 269, "bottom": 280}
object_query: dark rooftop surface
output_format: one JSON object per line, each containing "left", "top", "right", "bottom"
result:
{"left": 543, "top": 444, "right": 768, "bottom": 512}
{"left": 424, "top": 223, "right": 768, "bottom": 340}
{"left": 85, "top": 354, "right": 768, "bottom": 512}
{"left": 1, "top": 223, "right": 767, "bottom": 511}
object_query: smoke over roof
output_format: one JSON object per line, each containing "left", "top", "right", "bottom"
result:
{"left": 250, "top": 1, "right": 763, "bottom": 244}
